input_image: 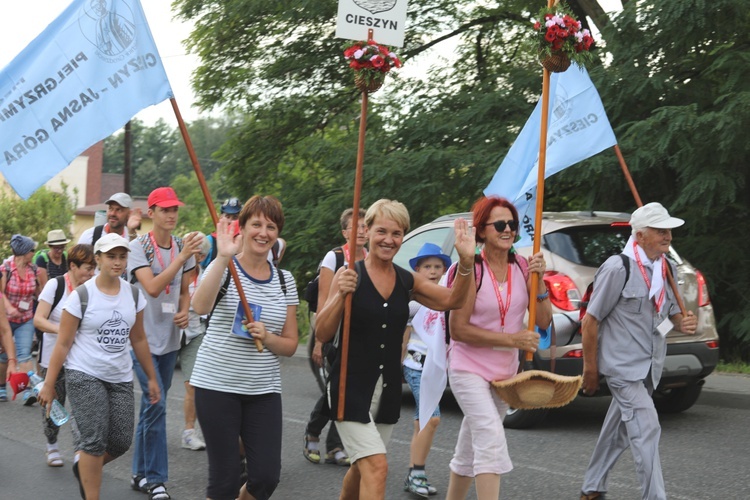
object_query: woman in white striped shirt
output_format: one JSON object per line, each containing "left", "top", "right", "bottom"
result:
{"left": 191, "top": 196, "right": 299, "bottom": 500}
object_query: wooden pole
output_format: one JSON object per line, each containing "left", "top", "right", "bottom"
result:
{"left": 170, "top": 98, "right": 263, "bottom": 352}
{"left": 612, "top": 145, "right": 687, "bottom": 315}
{"left": 337, "top": 29, "right": 374, "bottom": 421}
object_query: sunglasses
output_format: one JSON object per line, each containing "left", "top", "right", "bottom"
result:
{"left": 222, "top": 198, "right": 241, "bottom": 208}
{"left": 485, "top": 220, "right": 519, "bottom": 233}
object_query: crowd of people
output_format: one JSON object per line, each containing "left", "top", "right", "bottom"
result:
{"left": 0, "top": 189, "right": 696, "bottom": 500}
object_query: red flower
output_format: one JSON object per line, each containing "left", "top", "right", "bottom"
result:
{"left": 551, "top": 39, "right": 563, "bottom": 51}
{"left": 534, "top": 21, "right": 541, "bottom": 30}
{"left": 371, "top": 55, "right": 384, "bottom": 68}
{"left": 544, "top": 29, "right": 557, "bottom": 42}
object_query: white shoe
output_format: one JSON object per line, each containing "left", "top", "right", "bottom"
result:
{"left": 181, "top": 429, "right": 206, "bottom": 450}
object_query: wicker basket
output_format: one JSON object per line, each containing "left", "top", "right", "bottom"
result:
{"left": 541, "top": 52, "right": 571, "bottom": 73}
{"left": 354, "top": 73, "right": 384, "bottom": 93}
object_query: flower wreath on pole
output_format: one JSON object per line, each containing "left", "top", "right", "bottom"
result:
{"left": 532, "top": 1, "right": 594, "bottom": 72}
{"left": 343, "top": 40, "right": 402, "bottom": 93}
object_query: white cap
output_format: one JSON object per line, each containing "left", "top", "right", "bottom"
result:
{"left": 630, "top": 202, "right": 684, "bottom": 229}
{"left": 94, "top": 233, "right": 131, "bottom": 254}
{"left": 104, "top": 192, "right": 133, "bottom": 208}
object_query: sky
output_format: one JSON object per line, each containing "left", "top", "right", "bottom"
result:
{"left": 0, "top": 1, "right": 623, "bottom": 126}
{"left": 0, "top": 1, "right": 204, "bottom": 126}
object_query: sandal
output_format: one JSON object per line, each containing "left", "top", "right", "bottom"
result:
{"left": 131, "top": 474, "right": 148, "bottom": 493}
{"left": 0, "top": 387, "right": 7, "bottom": 402}
{"left": 581, "top": 492, "right": 606, "bottom": 500}
{"left": 303, "top": 435, "right": 321, "bottom": 464}
{"left": 325, "top": 448, "right": 351, "bottom": 466}
{"left": 46, "top": 449, "right": 64, "bottom": 467}
{"left": 147, "top": 483, "right": 171, "bottom": 500}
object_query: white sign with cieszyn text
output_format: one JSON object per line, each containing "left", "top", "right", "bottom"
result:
{"left": 336, "top": 0, "right": 409, "bottom": 47}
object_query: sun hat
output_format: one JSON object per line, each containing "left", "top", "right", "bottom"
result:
{"left": 147, "top": 187, "right": 185, "bottom": 208}
{"left": 630, "top": 202, "right": 684, "bottom": 230}
{"left": 94, "top": 233, "right": 131, "bottom": 254}
{"left": 409, "top": 242, "right": 452, "bottom": 271}
{"left": 45, "top": 229, "right": 71, "bottom": 246}
{"left": 8, "top": 372, "right": 30, "bottom": 401}
{"left": 492, "top": 370, "right": 582, "bottom": 410}
{"left": 10, "top": 234, "right": 37, "bottom": 255}
{"left": 221, "top": 197, "right": 242, "bottom": 215}
{"left": 104, "top": 192, "right": 133, "bottom": 209}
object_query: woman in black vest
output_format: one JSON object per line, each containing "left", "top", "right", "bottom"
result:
{"left": 316, "top": 199, "right": 476, "bottom": 500}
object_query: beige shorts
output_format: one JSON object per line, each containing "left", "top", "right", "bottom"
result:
{"left": 329, "top": 375, "right": 394, "bottom": 463}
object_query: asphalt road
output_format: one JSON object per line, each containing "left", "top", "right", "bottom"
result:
{"left": 1, "top": 347, "right": 749, "bottom": 499}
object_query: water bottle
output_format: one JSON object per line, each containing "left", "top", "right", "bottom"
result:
{"left": 27, "top": 371, "right": 70, "bottom": 426}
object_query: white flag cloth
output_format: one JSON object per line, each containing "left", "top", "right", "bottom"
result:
{"left": 416, "top": 303, "right": 448, "bottom": 431}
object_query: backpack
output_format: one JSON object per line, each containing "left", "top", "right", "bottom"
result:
{"left": 443, "top": 255, "right": 529, "bottom": 344}
{"left": 2, "top": 262, "right": 39, "bottom": 291}
{"left": 129, "top": 234, "right": 184, "bottom": 284}
{"left": 76, "top": 282, "right": 139, "bottom": 319}
{"left": 34, "top": 249, "right": 68, "bottom": 268}
{"left": 304, "top": 247, "right": 345, "bottom": 313}
{"left": 91, "top": 225, "right": 105, "bottom": 247}
{"left": 578, "top": 253, "right": 630, "bottom": 323}
{"left": 37, "top": 275, "right": 67, "bottom": 363}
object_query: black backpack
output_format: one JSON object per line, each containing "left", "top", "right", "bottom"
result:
{"left": 304, "top": 247, "right": 344, "bottom": 313}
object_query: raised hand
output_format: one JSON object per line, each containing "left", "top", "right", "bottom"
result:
{"left": 453, "top": 217, "right": 476, "bottom": 265}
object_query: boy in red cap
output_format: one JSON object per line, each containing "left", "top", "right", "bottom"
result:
{"left": 127, "top": 187, "right": 204, "bottom": 499}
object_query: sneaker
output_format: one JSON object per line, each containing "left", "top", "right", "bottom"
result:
{"left": 181, "top": 429, "right": 206, "bottom": 451}
{"left": 0, "top": 387, "right": 7, "bottom": 402}
{"left": 22, "top": 389, "right": 37, "bottom": 406}
{"left": 404, "top": 471, "right": 430, "bottom": 498}
{"left": 325, "top": 448, "right": 350, "bottom": 466}
{"left": 303, "top": 435, "right": 321, "bottom": 464}
{"left": 147, "top": 483, "right": 171, "bottom": 500}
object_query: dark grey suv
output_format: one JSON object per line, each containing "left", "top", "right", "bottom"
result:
{"left": 393, "top": 211, "right": 720, "bottom": 429}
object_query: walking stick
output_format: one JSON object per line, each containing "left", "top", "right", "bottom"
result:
{"left": 171, "top": 97, "right": 263, "bottom": 352}
{"left": 612, "top": 145, "right": 687, "bottom": 316}
{"left": 337, "top": 29, "right": 374, "bottom": 421}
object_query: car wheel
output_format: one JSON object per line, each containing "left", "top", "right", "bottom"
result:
{"left": 503, "top": 407, "right": 549, "bottom": 429}
{"left": 653, "top": 382, "right": 704, "bottom": 414}
{"left": 307, "top": 331, "right": 328, "bottom": 394}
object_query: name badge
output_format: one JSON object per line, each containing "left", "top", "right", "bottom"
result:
{"left": 657, "top": 317, "right": 673, "bottom": 337}
{"left": 18, "top": 300, "right": 31, "bottom": 311}
{"left": 162, "top": 302, "right": 176, "bottom": 314}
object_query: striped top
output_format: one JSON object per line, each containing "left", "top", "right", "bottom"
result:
{"left": 189, "top": 257, "right": 298, "bottom": 395}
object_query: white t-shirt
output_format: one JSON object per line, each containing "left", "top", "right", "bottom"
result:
{"left": 128, "top": 235, "right": 195, "bottom": 355}
{"left": 190, "top": 258, "right": 299, "bottom": 395}
{"left": 63, "top": 279, "right": 147, "bottom": 383}
{"left": 37, "top": 277, "right": 68, "bottom": 368}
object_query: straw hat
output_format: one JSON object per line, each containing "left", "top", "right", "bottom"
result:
{"left": 492, "top": 370, "right": 582, "bottom": 410}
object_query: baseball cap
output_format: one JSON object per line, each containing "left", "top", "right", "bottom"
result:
{"left": 105, "top": 192, "right": 133, "bottom": 208}
{"left": 148, "top": 187, "right": 185, "bottom": 208}
{"left": 94, "top": 233, "right": 132, "bottom": 254}
{"left": 630, "top": 202, "right": 684, "bottom": 229}
{"left": 221, "top": 197, "right": 242, "bottom": 215}
{"left": 8, "top": 372, "right": 30, "bottom": 401}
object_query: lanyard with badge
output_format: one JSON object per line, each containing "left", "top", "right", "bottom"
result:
{"left": 481, "top": 249, "right": 512, "bottom": 330}
{"left": 148, "top": 231, "right": 177, "bottom": 314}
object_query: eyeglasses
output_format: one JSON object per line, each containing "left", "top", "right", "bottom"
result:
{"left": 50, "top": 245, "right": 65, "bottom": 250}
{"left": 345, "top": 223, "right": 368, "bottom": 232}
{"left": 485, "top": 220, "right": 518, "bottom": 233}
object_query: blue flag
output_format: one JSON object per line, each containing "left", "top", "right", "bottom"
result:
{"left": 484, "top": 67, "right": 617, "bottom": 246}
{"left": 0, "top": 0, "right": 173, "bottom": 199}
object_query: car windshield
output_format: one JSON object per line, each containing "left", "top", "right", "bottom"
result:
{"left": 543, "top": 224, "right": 630, "bottom": 267}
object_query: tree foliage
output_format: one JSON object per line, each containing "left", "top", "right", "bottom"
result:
{"left": 0, "top": 186, "right": 77, "bottom": 258}
{"left": 172, "top": 0, "right": 750, "bottom": 357}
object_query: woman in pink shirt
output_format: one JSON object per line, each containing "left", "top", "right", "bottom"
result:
{"left": 446, "top": 197, "right": 552, "bottom": 500}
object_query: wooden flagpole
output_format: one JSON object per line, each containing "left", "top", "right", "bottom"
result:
{"left": 612, "top": 144, "right": 687, "bottom": 315}
{"left": 337, "top": 29, "right": 374, "bottom": 421}
{"left": 170, "top": 97, "right": 263, "bottom": 352}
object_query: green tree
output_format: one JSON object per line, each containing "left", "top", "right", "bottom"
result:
{"left": 0, "top": 186, "right": 77, "bottom": 257}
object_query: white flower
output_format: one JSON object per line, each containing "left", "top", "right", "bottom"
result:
{"left": 354, "top": 49, "right": 365, "bottom": 59}
{"left": 575, "top": 31, "right": 584, "bottom": 41}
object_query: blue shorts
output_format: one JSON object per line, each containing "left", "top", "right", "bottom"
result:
{"left": 0, "top": 320, "right": 35, "bottom": 363}
{"left": 403, "top": 365, "right": 440, "bottom": 421}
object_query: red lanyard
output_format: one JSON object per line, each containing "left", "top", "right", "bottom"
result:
{"left": 481, "top": 250, "right": 512, "bottom": 328}
{"left": 64, "top": 273, "right": 74, "bottom": 294}
{"left": 149, "top": 231, "right": 175, "bottom": 294}
{"left": 342, "top": 244, "right": 367, "bottom": 265}
{"left": 632, "top": 241, "right": 666, "bottom": 313}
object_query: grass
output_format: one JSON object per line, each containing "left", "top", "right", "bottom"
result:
{"left": 716, "top": 361, "right": 750, "bottom": 375}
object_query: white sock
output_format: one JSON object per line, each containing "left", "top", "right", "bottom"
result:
{"left": 47, "top": 442, "right": 59, "bottom": 452}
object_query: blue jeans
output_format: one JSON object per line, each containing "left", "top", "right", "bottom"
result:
{"left": 404, "top": 365, "right": 441, "bottom": 420}
{"left": 0, "top": 320, "right": 35, "bottom": 363}
{"left": 131, "top": 350, "right": 178, "bottom": 484}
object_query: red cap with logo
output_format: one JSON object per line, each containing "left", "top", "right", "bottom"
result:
{"left": 8, "top": 372, "right": 30, "bottom": 400}
{"left": 147, "top": 187, "right": 185, "bottom": 208}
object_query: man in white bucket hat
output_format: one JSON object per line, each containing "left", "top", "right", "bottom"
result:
{"left": 580, "top": 202, "right": 698, "bottom": 500}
